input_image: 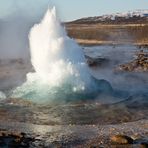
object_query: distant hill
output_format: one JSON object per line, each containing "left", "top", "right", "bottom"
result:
{"left": 65, "top": 10, "right": 148, "bottom": 45}
{"left": 68, "top": 10, "right": 148, "bottom": 24}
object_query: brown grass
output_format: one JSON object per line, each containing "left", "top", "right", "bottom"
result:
{"left": 66, "top": 23, "right": 148, "bottom": 45}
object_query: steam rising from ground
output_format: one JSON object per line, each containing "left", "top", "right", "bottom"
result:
{"left": 0, "top": 91, "right": 6, "bottom": 100}
{"left": 0, "top": 0, "right": 49, "bottom": 60}
{"left": 0, "top": 17, "right": 30, "bottom": 59}
{"left": 11, "top": 8, "right": 99, "bottom": 103}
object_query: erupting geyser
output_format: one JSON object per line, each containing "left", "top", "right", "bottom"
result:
{"left": 30, "top": 7, "right": 91, "bottom": 88}
{"left": 11, "top": 7, "right": 101, "bottom": 103}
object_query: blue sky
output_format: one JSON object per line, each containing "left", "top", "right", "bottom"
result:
{"left": 0, "top": 0, "right": 148, "bottom": 21}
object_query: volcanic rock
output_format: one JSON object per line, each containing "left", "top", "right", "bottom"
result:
{"left": 110, "top": 135, "right": 134, "bottom": 144}
{"left": 85, "top": 55, "right": 109, "bottom": 67}
{"left": 116, "top": 49, "right": 148, "bottom": 72}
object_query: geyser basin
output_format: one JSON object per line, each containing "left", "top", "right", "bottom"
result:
{"left": 11, "top": 7, "right": 106, "bottom": 103}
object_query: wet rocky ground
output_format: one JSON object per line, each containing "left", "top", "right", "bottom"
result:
{"left": 85, "top": 45, "right": 148, "bottom": 72}
{"left": 117, "top": 49, "right": 148, "bottom": 72}
{"left": 0, "top": 45, "right": 147, "bottom": 147}
{"left": 0, "top": 95, "right": 147, "bottom": 147}
{"left": 0, "top": 119, "right": 147, "bottom": 147}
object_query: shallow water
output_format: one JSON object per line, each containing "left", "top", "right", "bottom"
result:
{"left": 0, "top": 96, "right": 147, "bottom": 126}
{"left": 0, "top": 45, "right": 147, "bottom": 126}
{"left": 85, "top": 45, "right": 148, "bottom": 93}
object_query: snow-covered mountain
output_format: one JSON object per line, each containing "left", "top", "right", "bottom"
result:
{"left": 100, "top": 10, "right": 148, "bottom": 21}
{"left": 69, "top": 10, "right": 148, "bottom": 24}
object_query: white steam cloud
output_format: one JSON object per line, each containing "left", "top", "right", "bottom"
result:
{"left": 11, "top": 8, "right": 99, "bottom": 103}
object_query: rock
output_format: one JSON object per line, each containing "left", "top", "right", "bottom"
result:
{"left": 0, "top": 132, "right": 36, "bottom": 148}
{"left": 116, "top": 49, "right": 148, "bottom": 72}
{"left": 0, "top": 139, "right": 5, "bottom": 146}
{"left": 134, "top": 138, "right": 148, "bottom": 148}
{"left": 85, "top": 55, "right": 109, "bottom": 67}
{"left": 140, "top": 143, "right": 148, "bottom": 148}
{"left": 110, "top": 135, "right": 134, "bottom": 144}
